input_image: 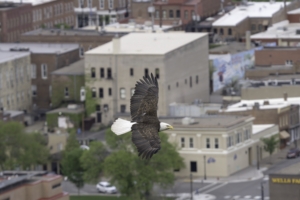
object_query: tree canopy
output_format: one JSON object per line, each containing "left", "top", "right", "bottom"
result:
{"left": 0, "top": 121, "right": 49, "bottom": 171}
{"left": 261, "top": 135, "right": 279, "bottom": 163}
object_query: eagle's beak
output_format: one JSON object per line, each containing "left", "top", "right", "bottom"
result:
{"left": 168, "top": 125, "right": 174, "bottom": 130}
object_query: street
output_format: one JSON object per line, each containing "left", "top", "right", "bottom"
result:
{"left": 62, "top": 155, "right": 300, "bottom": 200}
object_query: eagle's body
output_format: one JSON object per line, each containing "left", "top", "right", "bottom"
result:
{"left": 111, "top": 73, "right": 173, "bottom": 159}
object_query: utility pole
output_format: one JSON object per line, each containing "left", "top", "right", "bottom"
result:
{"left": 204, "top": 155, "right": 207, "bottom": 180}
{"left": 190, "top": 173, "right": 193, "bottom": 200}
{"left": 261, "top": 182, "right": 264, "bottom": 200}
{"left": 159, "top": 3, "right": 162, "bottom": 28}
{"left": 257, "top": 145, "right": 260, "bottom": 170}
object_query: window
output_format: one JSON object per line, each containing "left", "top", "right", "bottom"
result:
{"left": 96, "top": 104, "right": 101, "bottom": 111}
{"left": 65, "top": 87, "right": 69, "bottom": 97}
{"left": 228, "top": 28, "right": 232, "bottom": 35}
{"left": 176, "top": 82, "right": 179, "bottom": 87}
{"left": 155, "top": 11, "right": 159, "bottom": 18}
{"left": 131, "top": 88, "right": 135, "bottom": 96}
{"left": 181, "top": 137, "right": 185, "bottom": 147}
{"left": 32, "top": 85, "right": 37, "bottom": 96}
{"left": 41, "top": 64, "right": 47, "bottom": 79}
{"left": 130, "top": 68, "right": 134, "bottom": 76}
{"left": 100, "top": 68, "right": 105, "bottom": 78}
{"left": 79, "top": 47, "right": 84, "bottom": 57}
{"left": 88, "top": 0, "right": 92, "bottom": 8}
{"left": 236, "top": 133, "right": 240, "bottom": 144}
{"left": 103, "top": 104, "right": 109, "bottom": 112}
{"left": 91, "top": 68, "right": 95, "bottom": 78}
{"left": 184, "top": 10, "right": 188, "bottom": 19}
{"left": 215, "top": 138, "right": 219, "bottom": 149}
{"left": 206, "top": 138, "right": 210, "bottom": 148}
{"left": 99, "top": 88, "right": 103, "bottom": 98}
{"left": 190, "top": 76, "right": 192, "bottom": 88}
{"left": 144, "top": 68, "right": 149, "bottom": 77}
{"left": 92, "top": 88, "right": 96, "bottom": 98}
{"left": 189, "top": 138, "right": 193, "bottom": 148}
{"left": 120, "top": 88, "right": 126, "bottom": 99}
{"left": 108, "top": 0, "right": 113, "bottom": 9}
{"left": 258, "top": 24, "right": 263, "bottom": 31}
{"left": 31, "top": 64, "right": 36, "bottom": 79}
{"left": 120, "top": 105, "right": 126, "bottom": 113}
{"left": 155, "top": 68, "right": 159, "bottom": 79}
{"left": 214, "top": 28, "right": 217, "bottom": 34}
{"left": 107, "top": 68, "right": 112, "bottom": 79}
{"left": 176, "top": 10, "right": 180, "bottom": 18}
{"left": 190, "top": 161, "right": 197, "bottom": 172}
{"left": 196, "top": 75, "right": 198, "bottom": 84}
{"left": 251, "top": 24, "right": 256, "bottom": 31}
{"left": 220, "top": 28, "right": 223, "bottom": 35}
{"left": 162, "top": 10, "right": 167, "bottom": 18}
{"left": 169, "top": 10, "right": 174, "bottom": 18}
{"left": 286, "top": 60, "right": 293, "bottom": 66}
{"left": 52, "top": 183, "right": 61, "bottom": 189}
{"left": 168, "top": 85, "right": 170, "bottom": 90}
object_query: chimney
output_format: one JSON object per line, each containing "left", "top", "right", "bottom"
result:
{"left": 112, "top": 35, "right": 120, "bottom": 54}
{"left": 284, "top": 93, "right": 288, "bottom": 101}
{"left": 246, "top": 31, "right": 251, "bottom": 50}
{"left": 253, "top": 102, "right": 260, "bottom": 110}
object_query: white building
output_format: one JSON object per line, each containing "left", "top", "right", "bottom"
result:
{"left": 85, "top": 32, "right": 210, "bottom": 124}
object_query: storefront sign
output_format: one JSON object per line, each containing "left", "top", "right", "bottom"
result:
{"left": 272, "top": 178, "right": 300, "bottom": 184}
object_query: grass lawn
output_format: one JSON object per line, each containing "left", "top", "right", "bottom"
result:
{"left": 70, "top": 196, "right": 175, "bottom": 200}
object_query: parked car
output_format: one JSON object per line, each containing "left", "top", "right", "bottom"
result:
{"left": 286, "top": 148, "right": 300, "bottom": 159}
{"left": 96, "top": 181, "right": 117, "bottom": 193}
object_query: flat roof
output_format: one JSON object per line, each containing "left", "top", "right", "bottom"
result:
{"left": 252, "top": 124, "right": 275, "bottom": 135}
{"left": 86, "top": 32, "right": 207, "bottom": 55}
{"left": 161, "top": 115, "right": 252, "bottom": 129}
{"left": 251, "top": 20, "right": 300, "bottom": 39}
{"left": 0, "top": 51, "right": 30, "bottom": 64}
{"left": 22, "top": 28, "right": 123, "bottom": 37}
{"left": 209, "top": 42, "right": 255, "bottom": 54}
{"left": 213, "top": 2, "right": 288, "bottom": 27}
{"left": 8, "top": 0, "right": 55, "bottom": 6}
{"left": 223, "top": 103, "right": 289, "bottom": 113}
{"left": 288, "top": 7, "right": 300, "bottom": 14}
{"left": 0, "top": 43, "right": 79, "bottom": 54}
{"left": 52, "top": 59, "right": 84, "bottom": 76}
{"left": 276, "top": 162, "right": 300, "bottom": 174}
{"left": 81, "top": 23, "right": 173, "bottom": 33}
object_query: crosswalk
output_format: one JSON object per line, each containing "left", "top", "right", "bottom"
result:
{"left": 223, "top": 195, "right": 270, "bottom": 199}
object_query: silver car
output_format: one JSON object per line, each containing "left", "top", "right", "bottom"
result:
{"left": 96, "top": 181, "right": 117, "bottom": 193}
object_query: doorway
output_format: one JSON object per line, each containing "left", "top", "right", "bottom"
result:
{"left": 97, "top": 112, "right": 102, "bottom": 123}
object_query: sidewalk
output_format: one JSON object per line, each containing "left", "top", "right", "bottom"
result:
{"left": 181, "top": 147, "right": 290, "bottom": 184}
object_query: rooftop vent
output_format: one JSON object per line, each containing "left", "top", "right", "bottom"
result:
{"left": 10, "top": 47, "right": 30, "bottom": 52}
{"left": 182, "top": 117, "right": 195, "bottom": 125}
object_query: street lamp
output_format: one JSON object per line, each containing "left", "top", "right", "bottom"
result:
{"left": 190, "top": 173, "right": 193, "bottom": 200}
{"left": 261, "top": 181, "right": 265, "bottom": 200}
{"left": 192, "top": 14, "right": 200, "bottom": 32}
{"left": 80, "top": 87, "right": 86, "bottom": 145}
{"left": 203, "top": 155, "right": 207, "bottom": 180}
{"left": 257, "top": 145, "right": 260, "bottom": 170}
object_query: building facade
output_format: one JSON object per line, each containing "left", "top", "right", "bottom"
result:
{"left": 163, "top": 116, "right": 278, "bottom": 178}
{"left": 0, "top": 52, "right": 32, "bottom": 112}
{"left": 85, "top": 32, "right": 210, "bottom": 125}
{"left": 74, "top": 0, "right": 129, "bottom": 28}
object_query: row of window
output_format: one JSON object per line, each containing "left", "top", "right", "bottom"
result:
{"left": 213, "top": 28, "right": 232, "bottom": 36}
{"left": 8, "top": 13, "right": 31, "bottom": 29}
{"left": 33, "top": 2, "right": 74, "bottom": 22}
{"left": 168, "top": 75, "right": 199, "bottom": 90}
{"left": 181, "top": 137, "right": 219, "bottom": 149}
{"left": 154, "top": 10, "right": 195, "bottom": 20}
{"left": 92, "top": 87, "right": 134, "bottom": 99}
{"left": 31, "top": 64, "right": 48, "bottom": 79}
{"left": 80, "top": 0, "right": 127, "bottom": 9}
{"left": 227, "top": 129, "right": 251, "bottom": 148}
{"left": 0, "top": 65, "right": 32, "bottom": 89}
{"left": 7, "top": 29, "right": 32, "bottom": 42}
{"left": 91, "top": 68, "right": 160, "bottom": 79}
{"left": 0, "top": 90, "right": 31, "bottom": 109}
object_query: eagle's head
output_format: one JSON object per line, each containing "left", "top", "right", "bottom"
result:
{"left": 160, "top": 122, "right": 174, "bottom": 131}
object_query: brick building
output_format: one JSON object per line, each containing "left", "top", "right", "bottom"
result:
{"left": 131, "top": 0, "right": 222, "bottom": 27}
{"left": 0, "top": 2, "right": 32, "bottom": 42}
{"left": 74, "top": 0, "right": 129, "bottom": 28}
{"left": 20, "top": 28, "right": 119, "bottom": 54}
{"left": 0, "top": 43, "right": 80, "bottom": 113}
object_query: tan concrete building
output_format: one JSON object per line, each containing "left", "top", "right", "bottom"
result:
{"left": 0, "top": 51, "right": 32, "bottom": 112}
{"left": 163, "top": 116, "right": 278, "bottom": 178}
{"left": 0, "top": 171, "right": 69, "bottom": 200}
{"left": 85, "top": 32, "right": 210, "bottom": 125}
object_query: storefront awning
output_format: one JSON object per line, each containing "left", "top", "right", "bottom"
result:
{"left": 280, "top": 131, "right": 290, "bottom": 139}
{"left": 263, "top": 20, "right": 269, "bottom": 26}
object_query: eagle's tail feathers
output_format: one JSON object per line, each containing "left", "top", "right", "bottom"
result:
{"left": 111, "top": 118, "right": 135, "bottom": 135}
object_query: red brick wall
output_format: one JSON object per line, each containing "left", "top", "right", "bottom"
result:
{"left": 255, "top": 48, "right": 300, "bottom": 66}
{"left": 288, "top": 13, "right": 300, "bottom": 23}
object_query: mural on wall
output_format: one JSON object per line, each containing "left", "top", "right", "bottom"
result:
{"left": 212, "top": 47, "right": 263, "bottom": 92}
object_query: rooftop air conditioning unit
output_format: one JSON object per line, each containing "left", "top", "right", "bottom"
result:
{"left": 182, "top": 117, "right": 195, "bottom": 125}
{"left": 67, "top": 104, "right": 78, "bottom": 110}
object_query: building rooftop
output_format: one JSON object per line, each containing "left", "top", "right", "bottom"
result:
{"left": 0, "top": 1, "right": 30, "bottom": 10}
{"left": 7, "top": 0, "right": 55, "bottom": 6}
{"left": 47, "top": 105, "right": 84, "bottom": 114}
{"left": 251, "top": 20, "right": 300, "bottom": 39}
{"left": 0, "top": 43, "right": 79, "bottom": 54}
{"left": 252, "top": 124, "right": 275, "bottom": 135}
{"left": 87, "top": 32, "right": 207, "bottom": 55}
{"left": 223, "top": 103, "right": 289, "bottom": 113}
{"left": 161, "top": 115, "right": 252, "bottom": 129}
{"left": 288, "top": 7, "right": 300, "bottom": 14}
{"left": 213, "top": 2, "right": 288, "bottom": 27}
{"left": 81, "top": 22, "right": 173, "bottom": 33}
{"left": 209, "top": 42, "right": 255, "bottom": 55}
{"left": 276, "top": 162, "right": 300, "bottom": 174}
{"left": 52, "top": 59, "right": 84, "bottom": 76}
{"left": 22, "top": 28, "right": 124, "bottom": 37}
{"left": 0, "top": 51, "right": 30, "bottom": 64}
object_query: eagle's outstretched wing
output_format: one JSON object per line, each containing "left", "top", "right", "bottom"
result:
{"left": 130, "top": 73, "right": 160, "bottom": 159}
{"left": 130, "top": 73, "right": 159, "bottom": 122}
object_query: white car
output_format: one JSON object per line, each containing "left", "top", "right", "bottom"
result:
{"left": 96, "top": 181, "right": 117, "bottom": 193}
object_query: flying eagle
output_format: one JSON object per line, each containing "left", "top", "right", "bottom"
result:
{"left": 111, "top": 73, "right": 173, "bottom": 159}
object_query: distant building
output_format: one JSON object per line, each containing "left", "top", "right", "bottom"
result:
{"left": 212, "top": 1, "right": 298, "bottom": 41}
{"left": 163, "top": 116, "right": 279, "bottom": 177}
{"left": 0, "top": 43, "right": 80, "bottom": 113}
{"left": 0, "top": 171, "right": 69, "bottom": 200}
{"left": 0, "top": 51, "right": 32, "bottom": 112}
{"left": 85, "top": 32, "right": 210, "bottom": 125}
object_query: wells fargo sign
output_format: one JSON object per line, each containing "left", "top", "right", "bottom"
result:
{"left": 272, "top": 178, "right": 300, "bottom": 184}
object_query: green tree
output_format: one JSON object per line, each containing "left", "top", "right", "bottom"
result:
{"left": 80, "top": 141, "right": 107, "bottom": 183}
{"left": 103, "top": 129, "right": 185, "bottom": 200}
{"left": 0, "top": 121, "right": 50, "bottom": 170}
{"left": 261, "top": 135, "right": 279, "bottom": 164}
